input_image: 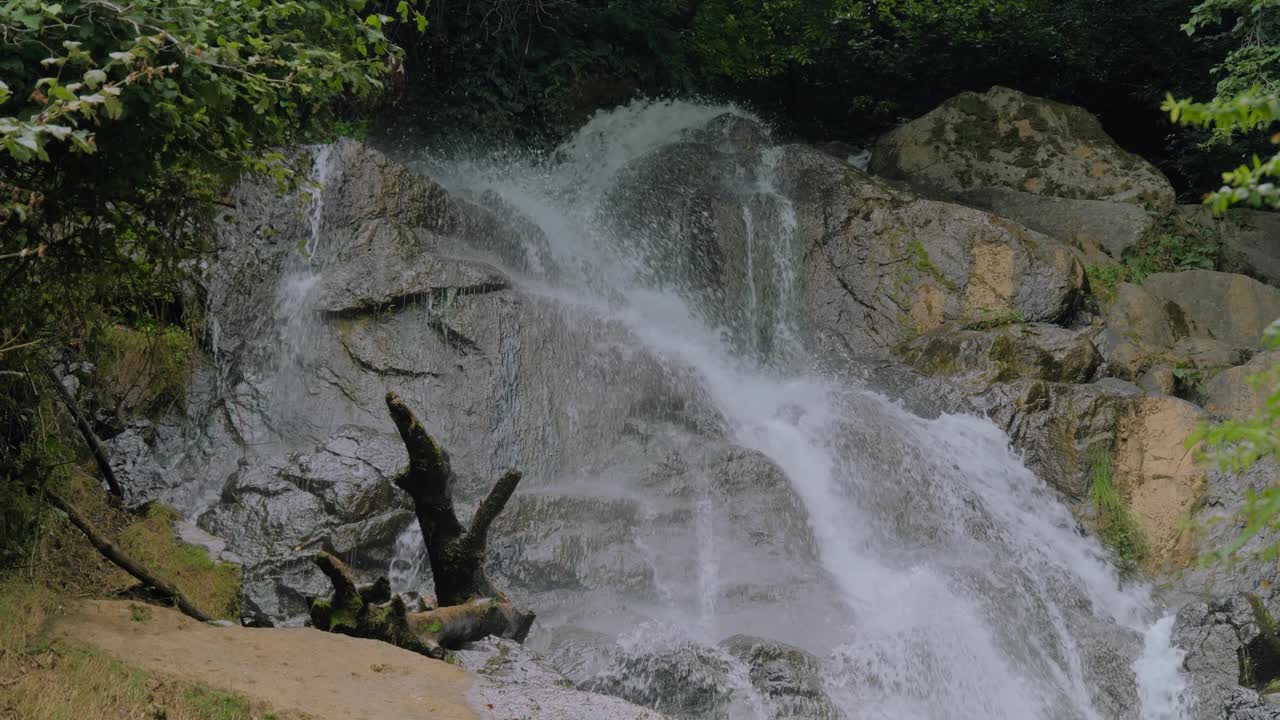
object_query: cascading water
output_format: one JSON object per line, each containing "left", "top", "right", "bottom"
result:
{"left": 399, "top": 100, "right": 1191, "bottom": 719}
{"left": 182, "top": 99, "right": 1191, "bottom": 718}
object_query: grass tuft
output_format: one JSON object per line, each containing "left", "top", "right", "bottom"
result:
{"left": 1088, "top": 445, "right": 1148, "bottom": 577}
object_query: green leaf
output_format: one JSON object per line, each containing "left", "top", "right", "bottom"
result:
{"left": 82, "top": 69, "right": 107, "bottom": 89}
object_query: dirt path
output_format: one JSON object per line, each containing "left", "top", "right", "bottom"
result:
{"left": 53, "top": 600, "right": 481, "bottom": 720}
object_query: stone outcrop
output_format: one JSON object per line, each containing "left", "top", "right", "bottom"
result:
{"left": 199, "top": 426, "right": 413, "bottom": 624}
{"left": 897, "top": 322, "right": 1100, "bottom": 390}
{"left": 781, "top": 145, "right": 1085, "bottom": 355}
{"left": 870, "top": 86, "right": 1176, "bottom": 212}
{"left": 1098, "top": 271, "right": 1280, "bottom": 380}
{"left": 1204, "top": 351, "right": 1280, "bottom": 420}
{"left": 1180, "top": 205, "right": 1280, "bottom": 288}
{"left": 956, "top": 187, "right": 1156, "bottom": 261}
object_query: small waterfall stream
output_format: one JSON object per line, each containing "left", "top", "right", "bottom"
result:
{"left": 183, "top": 100, "right": 1191, "bottom": 719}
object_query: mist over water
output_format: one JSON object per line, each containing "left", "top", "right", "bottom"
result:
{"left": 200, "top": 100, "right": 1191, "bottom": 718}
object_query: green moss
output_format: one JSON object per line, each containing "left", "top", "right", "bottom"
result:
{"left": 1085, "top": 264, "right": 1127, "bottom": 307}
{"left": 908, "top": 240, "right": 957, "bottom": 291}
{"left": 119, "top": 504, "right": 241, "bottom": 621}
{"left": 1088, "top": 445, "right": 1147, "bottom": 577}
{"left": 963, "top": 308, "right": 1023, "bottom": 330}
{"left": 91, "top": 323, "right": 195, "bottom": 416}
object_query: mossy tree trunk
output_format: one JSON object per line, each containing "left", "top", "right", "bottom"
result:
{"left": 384, "top": 390, "right": 520, "bottom": 607}
{"left": 309, "top": 392, "right": 534, "bottom": 655}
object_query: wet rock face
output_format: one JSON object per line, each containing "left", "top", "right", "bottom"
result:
{"left": 968, "top": 379, "right": 1139, "bottom": 500}
{"left": 870, "top": 86, "right": 1176, "bottom": 212}
{"left": 199, "top": 426, "right": 413, "bottom": 625}
{"left": 720, "top": 635, "right": 840, "bottom": 720}
{"left": 780, "top": 145, "right": 1086, "bottom": 357}
{"left": 457, "top": 638, "right": 674, "bottom": 720}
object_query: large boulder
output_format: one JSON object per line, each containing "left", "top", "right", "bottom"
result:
{"left": 199, "top": 426, "right": 414, "bottom": 624}
{"left": 1144, "top": 271, "right": 1280, "bottom": 348}
{"left": 1204, "top": 351, "right": 1280, "bottom": 420}
{"left": 1099, "top": 271, "right": 1280, "bottom": 380}
{"left": 780, "top": 145, "right": 1086, "bottom": 356}
{"left": 1179, "top": 205, "right": 1280, "bottom": 288}
{"left": 956, "top": 187, "right": 1156, "bottom": 261}
{"left": 870, "top": 86, "right": 1176, "bottom": 212}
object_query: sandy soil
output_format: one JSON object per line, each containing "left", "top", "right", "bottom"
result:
{"left": 53, "top": 600, "right": 481, "bottom": 720}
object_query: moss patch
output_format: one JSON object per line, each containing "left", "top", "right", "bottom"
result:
{"left": 90, "top": 323, "right": 194, "bottom": 417}
{"left": 963, "top": 308, "right": 1023, "bottom": 331}
{"left": 908, "top": 240, "right": 957, "bottom": 291}
{"left": 118, "top": 504, "right": 241, "bottom": 621}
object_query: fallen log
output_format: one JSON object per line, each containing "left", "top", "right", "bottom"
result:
{"left": 308, "top": 552, "right": 534, "bottom": 658}
{"left": 47, "top": 491, "right": 211, "bottom": 623}
{"left": 308, "top": 392, "right": 534, "bottom": 655}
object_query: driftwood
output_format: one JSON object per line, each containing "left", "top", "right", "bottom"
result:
{"left": 309, "top": 391, "right": 534, "bottom": 654}
{"left": 308, "top": 552, "right": 533, "bottom": 658}
{"left": 43, "top": 365, "right": 123, "bottom": 498}
{"left": 47, "top": 491, "right": 212, "bottom": 622}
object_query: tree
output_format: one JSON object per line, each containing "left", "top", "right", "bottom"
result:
{"left": 0, "top": 0, "right": 423, "bottom": 561}
{"left": 308, "top": 393, "right": 534, "bottom": 657}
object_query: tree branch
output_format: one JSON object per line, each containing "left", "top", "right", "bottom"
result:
{"left": 44, "top": 364, "right": 123, "bottom": 498}
{"left": 47, "top": 491, "right": 211, "bottom": 623}
{"left": 463, "top": 469, "right": 522, "bottom": 555}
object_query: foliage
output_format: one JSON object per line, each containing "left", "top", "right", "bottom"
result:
{"left": 1088, "top": 445, "right": 1148, "bottom": 577}
{"left": 0, "top": 0, "right": 414, "bottom": 356}
{"left": 963, "top": 309, "right": 1024, "bottom": 331}
{"left": 0, "top": 0, "right": 417, "bottom": 561}
{"left": 90, "top": 324, "right": 195, "bottom": 418}
{"left": 1085, "top": 226, "right": 1225, "bottom": 305}
{"left": 1182, "top": 0, "right": 1280, "bottom": 100}
{"left": 1165, "top": 0, "right": 1280, "bottom": 209}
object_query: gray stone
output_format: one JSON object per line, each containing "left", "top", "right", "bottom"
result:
{"left": 1098, "top": 271, "right": 1280, "bottom": 380}
{"left": 780, "top": 144, "right": 1086, "bottom": 356}
{"left": 870, "top": 86, "right": 1176, "bottom": 212}
{"left": 198, "top": 426, "right": 414, "bottom": 624}
{"left": 1204, "top": 351, "right": 1280, "bottom": 420}
{"left": 957, "top": 187, "right": 1158, "bottom": 260}
{"left": 1138, "top": 365, "right": 1178, "bottom": 396}
{"left": 1179, "top": 205, "right": 1280, "bottom": 288}
{"left": 457, "top": 638, "right": 673, "bottom": 720}
{"left": 719, "top": 635, "right": 839, "bottom": 720}
{"left": 897, "top": 322, "right": 1101, "bottom": 390}
{"left": 971, "top": 379, "right": 1140, "bottom": 499}
{"left": 1143, "top": 271, "right": 1280, "bottom": 349}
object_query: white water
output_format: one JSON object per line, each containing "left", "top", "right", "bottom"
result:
{"left": 406, "top": 100, "right": 1192, "bottom": 719}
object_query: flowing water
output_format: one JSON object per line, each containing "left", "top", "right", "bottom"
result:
{"left": 194, "top": 100, "right": 1191, "bottom": 718}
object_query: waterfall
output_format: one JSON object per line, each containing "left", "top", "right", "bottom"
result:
{"left": 404, "top": 100, "right": 1192, "bottom": 719}
{"left": 177, "top": 99, "right": 1193, "bottom": 718}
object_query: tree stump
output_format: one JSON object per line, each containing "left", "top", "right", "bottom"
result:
{"left": 308, "top": 392, "right": 534, "bottom": 655}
